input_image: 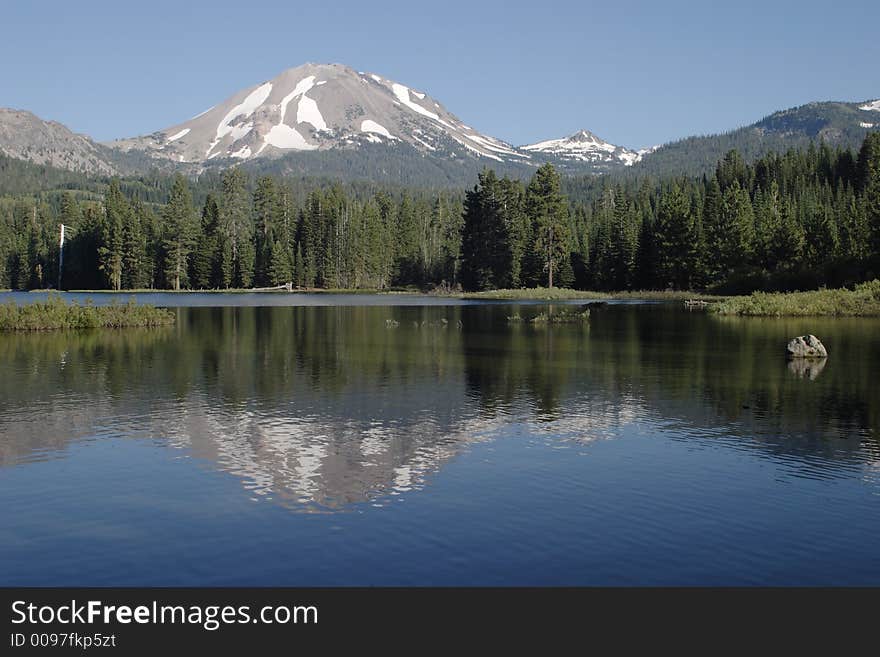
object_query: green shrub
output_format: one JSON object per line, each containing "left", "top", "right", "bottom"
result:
{"left": 0, "top": 294, "right": 175, "bottom": 330}
{"left": 713, "top": 280, "right": 880, "bottom": 317}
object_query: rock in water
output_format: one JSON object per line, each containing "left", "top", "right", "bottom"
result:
{"left": 786, "top": 334, "right": 828, "bottom": 359}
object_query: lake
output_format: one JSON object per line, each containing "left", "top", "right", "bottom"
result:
{"left": 1, "top": 293, "right": 878, "bottom": 585}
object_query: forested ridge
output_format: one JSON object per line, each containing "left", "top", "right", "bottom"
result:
{"left": 1, "top": 133, "right": 878, "bottom": 293}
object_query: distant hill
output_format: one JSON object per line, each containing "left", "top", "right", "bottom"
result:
{"left": 0, "top": 108, "right": 120, "bottom": 175}
{"left": 632, "top": 100, "right": 879, "bottom": 177}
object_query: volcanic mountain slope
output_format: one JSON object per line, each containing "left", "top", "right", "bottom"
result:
{"left": 109, "top": 63, "right": 533, "bottom": 167}
{"left": 0, "top": 108, "right": 118, "bottom": 175}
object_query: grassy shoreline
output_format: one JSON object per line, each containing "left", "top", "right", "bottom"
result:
{"left": 0, "top": 295, "right": 175, "bottom": 331}
{"left": 11, "top": 286, "right": 726, "bottom": 301}
{"left": 18, "top": 287, "right": 727, "bottom": 301}
{"left": 11, "top": 284, "right": 880, "bottom": 317}
{"left": 63, "top": 287, "right": 397, "bottom": 295}
{"left": 457, "top": 287, "right": 726, "bottom": 301}
{"left": 713, "top": 280, "right": 880, "bottom": 317}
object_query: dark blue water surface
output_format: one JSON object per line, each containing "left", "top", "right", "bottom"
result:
{"left": 1, "top": 295, "right": 878, "bottom": 585}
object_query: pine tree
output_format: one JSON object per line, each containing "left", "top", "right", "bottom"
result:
{"left": 459, "top": 169, "right": 527, "bottom": 290}
{"left": 122, "top": 198, "right": 148, "bottom": 289}
{"left": 98, "top": 179, "right": 128, "bottom": 290}
{"left": 716, "top": 150, "right": 749, "bottom": 191}
{"left": 190, "top": 194, "right": 221, "bottom": 289}
{"left": 701, "top": 176, "right": 724, "bottom": 284}
{"left": 294, "top": 242, "right": 305, "bottom": 288}
{"left": 838, "top": 187, "right": 869, "bottom": 261}
{"left": 716, "top": 181, "right": 755, "bottom": 277}
{"left": 857, "top": 132, "right": 880, "bottom": 257}
{"left": 253, "top": 176, "right": 280, "bottom": 286}
{"left": 219, "top": 167, "right": 254, "bottom": 288}
{"left": 526, "top": 164, "right": 569, "bottom": 288}
{"left": 608, "top": 188, "right": 639, "bottom": 289}
{"left": 654, "top": 183, "right": 697, "bottom": 289}
{"left": 267, "top": 239, "right": 293, "bottom": 285}
{"left": 162, "top": 174, "right": 196, "bottom": 291}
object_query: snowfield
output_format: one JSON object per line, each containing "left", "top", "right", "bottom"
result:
{"left": 392, "top": 83, "right": 440, "bottom": 121}
{"left": 264, "top": 124, "right": 316, "bottom": 151}
{"left": 361, "top": 120, "right": 395, "bottom": 139}
{"left": 166, "top": 128, "right": 190, "bottom": 142}
{"left": 229, "top": 122, "right": 253, "bottom": 141}
{"left": 297, "top": 94, "right": 327, "bottom": 131}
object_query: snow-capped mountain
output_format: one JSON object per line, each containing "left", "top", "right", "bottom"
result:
{"left": 109, "top": 63, "right": 532, "bottom": 166}
{"left": 2, "top": 62, "right": 875, "bottom": 182}
{"left": 521, "top": 129, "right": 650, "bottom": 167}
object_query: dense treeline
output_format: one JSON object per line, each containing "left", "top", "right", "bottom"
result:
{"left": 575, "top": 134, "right": 880, "bottom": 292}
{"left": 0, "top": 168, "right": 464, "bottom": 291}
{"left": 461, "top": 134, "right": 880, "bottom": 293}
{"left": 1, "top": 133, "right": 878, "bottom": 293}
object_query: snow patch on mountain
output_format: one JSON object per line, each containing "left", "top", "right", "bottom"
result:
{"left": 231, "top": 145, "right": 252, "bottom": 159}
{"left": 297, "top": 95, "right": 326, "bottom": 131}
{"left": 290, "top": 76, "right": 316, "bottom": 98}
{"left": 207, "top": 82, "right": 273, "bottom": 157}
{"left": 465, "top": 133, "right": 522, "bottom": 157}
{"left": 361, "top": 120, "right": 394, "bottom": 139}
{"left": 392, "top": 83, "right": 440, "bottom": 121}
{"left": 229, "top": 122, "right": 252, "bottom": 141}
{"left": 167, "top": 128, "right": 190, "bottom": 142}
{"left": 454, "top": 136, "right": 503, "bottom": 162}
{"left": 859, "top": 100, "right": 880, "bottom": 112}
{"left": 191, "top": 107, "right": 214, "bottom": 120}
{"left": 277, "top": 77, "right": 314, "bottom": 126}
{"left": 411, "top": 134, "right": 436, "bottom": 151}
{"left": 264, "top": 124, "right": 315, "bottom": 151}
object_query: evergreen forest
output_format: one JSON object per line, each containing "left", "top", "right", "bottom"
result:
{"left": 1, "top": 133, "right": 878, "bottom": 294}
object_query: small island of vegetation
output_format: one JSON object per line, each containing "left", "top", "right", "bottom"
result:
{"left": 508, "top": 307, "right": 592, "bottom": 323}
{"left": 713, "top": 279, "right": 880, "bottom": 316}
{"left": 0, "top": 295, "right": 175, "bottom": 330}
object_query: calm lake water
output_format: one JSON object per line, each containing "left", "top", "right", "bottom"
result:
{"left": 1, "top": 293, "right": 878, "bottom": 585}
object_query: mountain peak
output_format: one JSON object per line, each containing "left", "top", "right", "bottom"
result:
{"left": 570, "top": 129, "right": 601, "bottom": 141}
{"left": 521, "top": 129, "right": 643, "bottom": 167}
{"left": 108, "top": 62, "right": 529, "bottom": 166}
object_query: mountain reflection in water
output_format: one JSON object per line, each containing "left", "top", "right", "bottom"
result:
{"left": 1, "top": 304, "right": 876, "bottom": 511}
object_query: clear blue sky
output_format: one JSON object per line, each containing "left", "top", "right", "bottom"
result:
{"left": 2, "top": 0, "right": 877, "bottom": 149}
